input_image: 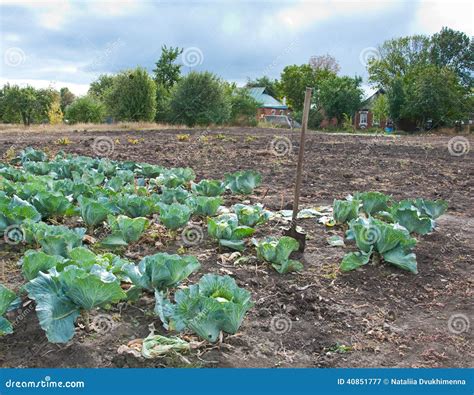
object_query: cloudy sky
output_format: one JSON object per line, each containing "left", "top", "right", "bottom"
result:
{"left": 0, "top": 0, "right": 472, "bottom": 96}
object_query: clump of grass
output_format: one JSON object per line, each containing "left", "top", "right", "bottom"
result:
{"left": 55, "top": 137, "right": 72, "bottom": 145}
{"left": 177, "top": 134, "right": 190, "bottom": 141}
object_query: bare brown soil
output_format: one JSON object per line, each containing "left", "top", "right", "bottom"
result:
{"left": 0, "top": 127, "right": 472, "bottom": 368}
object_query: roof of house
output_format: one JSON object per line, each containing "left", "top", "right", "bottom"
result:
{"left": 247, "top": 87, "right": 288, "bottom": 109}
{"left": 359, "top": 88, "right": 386, "bottom": 111}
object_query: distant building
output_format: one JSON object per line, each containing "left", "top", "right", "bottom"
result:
{"left": 354, "top": 88, "right": 387, "bottom": 129}
{"left": 247, "top": 87, "right": 290, "bottom": 119}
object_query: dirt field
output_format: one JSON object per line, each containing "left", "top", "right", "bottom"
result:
{"left": 0, "top": 127, "right": 472, "bottom": 368}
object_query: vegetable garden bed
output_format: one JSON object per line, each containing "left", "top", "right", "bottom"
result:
{"left": 0, "top": 128, "right": 472, "bottom": 368}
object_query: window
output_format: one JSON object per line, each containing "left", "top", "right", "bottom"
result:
{"left": 359, "top": 111, "right": 368, "bottom": 126}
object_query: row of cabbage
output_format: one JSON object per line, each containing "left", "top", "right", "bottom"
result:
{"left": 332, "top": 191, "right": 448, "bottom": 274}
{"left": 0, "top": 148, "right": 302, "bottom": 344}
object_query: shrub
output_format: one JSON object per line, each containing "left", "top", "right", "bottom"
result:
{"left": 229, "top": 88, "right": 260, "bottom": 126}
{"left": 65, "top": 96, "right": 105, "bottom": 124}
{"left": 169, "top": 71, "right": 231, "bottom": 126}
{"left": 105, "top": 67, "right": 157, "bottom": 122}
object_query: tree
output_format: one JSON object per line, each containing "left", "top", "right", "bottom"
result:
{"left": 153, "top": 45, "right": 183, "bottom": 122}
{"left": 279, "top": 64, "right": 333, "bottom": 111}
{"left": 65, "top": 96, "right": 105, "bottom": 124}
{"left": 88, "top": 74, "right": 115, "bottom": 102}
{"left": 430, "top": 27, "right": 474, "bottom": 88}
{"left": 371, "top": 94, "right": 389, "bottom": 125}
{"left": 368, "top": 35, "right": 431, "bottom": 89}
{"left": 316, "top": 75, "right": 363, "bottom": 125}
{"left": 169, "top": 71, "right": 231, "bottom": 126}
{"left": 48, "top": 96, "right": 63, "bottom": 125}
{"left": 229, "top": 86, "right": 261, "bottom": 126}
{"left": 0, "top": 85, "right": 51, "bottom": 126}
{"left": 0, "top": 84, "right": 21, "bottom": 123}
{"left": 404, "top": 65, "right": 467, "bottom": 128}
{"left": 59, "top": 87, "right": 75, "bottom": 112}
{"left": 386, "top": 77, "right": 406, "bottom": 126}
{"left": 153, "top": 45, "right": 183, "bottom": 90}
{"left": 245, "top": 76, "right": 280, "bottom": 99}
{"left": 309, "top": 54, "right": 340, "bottom": 74}
{"left": 105, "top": 67, "right": 157, "bottom": 122}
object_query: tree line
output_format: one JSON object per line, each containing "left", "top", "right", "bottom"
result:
{"left": 0, "top": 27, "right": 472, "bottom": 130}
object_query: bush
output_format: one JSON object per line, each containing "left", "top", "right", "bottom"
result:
{"left": 169, "top": 71, "right": 231, "bottom": 126}
{"left": 229, "top": 88, "right": 260, "bottom": 126}
{"left": 65, "top": 96, "right": 105, "bottom": 124}
{"left": 293, "top": 108, "right": 323, "bottom": 130}
{"left": 105, "top": 67, "right": 156, "bottom": 122}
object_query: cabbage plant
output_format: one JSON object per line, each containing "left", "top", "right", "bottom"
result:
{"left": 101, "top": 215, "right": 150, "bottom": 248}
{"left": 23, "top": 222, "right": 86, "bottom": 257}
{"left": 353, "top": 191, "right": 390, "bottom": 215}
{"left": 124, "top": 252, "right": 200, "bottom": 292}
{"left": 341, "top": 217, "right": 418, "bottom": 273}
{"left": 388, "top": 199, "right": 448, "bottom": 235}
{"left": 31, "top": 191, "right": 75, "bottom": 219}
{"left": 0, "top": 195, "right": 41, "bottom": 232}
{"left": 155, "top": 168, "right": 196, "bottom": 188}
{"left": 78, "top": 196, "right": 111, "bottom": 228}
{"left": 333, "top": 198, "right": 361, "bottom": 224}
{"left": 155, "top": 274, "right": 253, "bottom": 342}
{"left": 186, "top": 196, "right": 222, "bottom": 217}
{"left": 158, "top": 186, "right": 190, "bottom": 204}
{"left": 191, "top": 179, "right": 225, "bottom": 197}
{"left": 25, "top": 265, "right": 126, "bottom": 343}
{"left": 233, "top": 203, "right": 271, "bottom": 227}
{"left": 207, "top": 214, "right": 255, "bottom": 251}
{"left": 225, "top": 170, "right": 261, "bottom": 195}
{"left": 114, "top": 194, "right": 157, "bottom": 218}
{"left": 253, "top": 236, "right": 303, "bottom": 274}
{"left": 21, "top": 250, "right": 65, "bottom": 281}
{"left": 158, "top": 203, "right": 192, "bottom": 230}
{"left": 0, "top": 284, "right": 16, "bottom": 336}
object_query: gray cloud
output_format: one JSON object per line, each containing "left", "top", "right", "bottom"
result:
{"left": 0, "top": 0, "right": 456, "bottom": 94}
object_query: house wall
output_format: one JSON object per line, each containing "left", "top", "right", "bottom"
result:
{"left": 257, "top": 107, "right": 290, "bottom": 118}
{"left": 354, "top": 111, "right": 387, "bottom": 129}
{"left": 320, "top": 117, "right": 338, "bottom": 128}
